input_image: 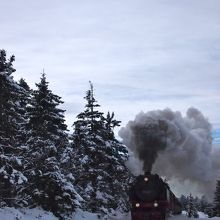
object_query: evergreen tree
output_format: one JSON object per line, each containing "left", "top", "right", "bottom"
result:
{"left": 18, "top": 77, "right": 31, "bottom": 114}
{"left": 71, "top": 82, "right": 132, "bottom": 215}
{"left": 213, "top": 179, "right": 220, "bottom": 216}
{"left": 200, "top": 195, "right": 209, "bottom": 213}
{"left": 186, "top": 194, "right": 198, "bottom": 218}
{"left": 194, "top": 196, "right": 200, "bottom": 213}
{"left": 0, "top": 50, "right": 27, "bottom": 207}
{"left": 17, "top": 78, "right": 32, "bottom": 145}
{"left": 103, "top": 112, "right": 121, "bottom": 140}
{"left": 187, "top": 194, "right": 194, "bottom": 218}
{"left": 205, "top": 204, "right": 215, "bottom": 218}
{"left": 27, "top": 73, "right": 68, "bottom": 147}
{"left": 23, "top": 73, "right": 78, "bottom": 218}
{"left": 180, "top": 195, "right": 188, "bottom": 211}
{"left": 74, "top": 81, "right": 104, "bottom": 138}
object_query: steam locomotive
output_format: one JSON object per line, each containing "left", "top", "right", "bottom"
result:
{"left": 129, "top": 172, "right": 182, "bottom": 220}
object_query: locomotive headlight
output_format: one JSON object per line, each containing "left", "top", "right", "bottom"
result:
{"left": 153, "top": 202, "right": 159, "bottom": 207}
{"left": 144, "top": 177, "right": 148, "bottom": 182}
{"left": 135, "top": 203, "right": 140, "bottom": 208}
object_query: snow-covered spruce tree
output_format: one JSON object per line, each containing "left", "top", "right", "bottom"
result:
{"left": 23, "top": 73, "right": 79, "bottom": 219}
{"left": 213, "top": 179, "right": 220, "bottom": 216}
{"left": 0, "top": 50, "right": 27, "bottom": 207}
{"left": 27, "top": 73, "right": 68, "bottom": 148}
{"left": 71, "top": 82, "right": 132, "bottom": 215}
{"left": 17, "top": 78, "right": 32, "bottom": 145}
{"left": 180, "top": 195, "right": 188, "bottom": 211}
{"left": 18, "top": 78, "right": 31, "bottom": 115}
{"left": 199, "top": 195, "right": 209, "bottom": 213}
{"left": 193, "top": 196, "right": 200, "bottom": 213}
{"left": 186, "top": 194, "right": 198, "bottom": 218}
{"left": 187, "top": 194, "right": 193, "bottom": 217}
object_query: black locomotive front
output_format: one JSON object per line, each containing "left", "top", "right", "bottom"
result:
{"left": 129, "top": 172, "right": 181, "bottom": 220}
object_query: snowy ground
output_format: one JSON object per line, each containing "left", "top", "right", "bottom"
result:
{"left": 168, "top": 212, "right": 220, "bottom": 220}
{"left": 1, "top": 208, "right": 220, "bottom": 220}
{"left": 0, "top": 207, "right": 58, "bottom": 220}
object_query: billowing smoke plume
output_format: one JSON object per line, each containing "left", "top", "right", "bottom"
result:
{"left": 119, "top": 108, "right": 220, "bottom": 198}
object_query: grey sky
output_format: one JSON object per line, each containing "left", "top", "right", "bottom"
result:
{"left": 1, "top": 0, "right": 220, "bottom": 141}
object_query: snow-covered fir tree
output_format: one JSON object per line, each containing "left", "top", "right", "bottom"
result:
{"left": 70, "top": 82, "right": 132, "bottom": 215}
{"left": 193, "top": 196, "right": 200, "bottom": 213}
{"left": 180, "top": 195, "right": 188, "bottom": 211}
{"left": 199, "top": 195, "right": 209, "bottom": 213}
{"left": 0, "top": 50, "right": 27, "bottom": 207}
{"left": 18, "top": 78, "right": 31, "bottom": 114}
{"left": 23, "top": 73, "right": 79, "bottom": 219}
{"left": 199, "top": 195, "right": 213, "bottom": 217}
{"left": 26, "top": 72, "right": 68, "bottom": 148}
{"left": 17, "top": 78, "right": 32, "bottom": 145}
{"left": 213, "top": 179, "right": 220, "bottom": 217}
{"left": 186, "top": 194, "right": 198, "bottom": 218}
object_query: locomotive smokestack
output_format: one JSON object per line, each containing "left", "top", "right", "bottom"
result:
{"left": 144, "top": 171, "right": 151, "bottom": 176}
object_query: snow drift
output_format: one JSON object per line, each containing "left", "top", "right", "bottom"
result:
{"left": 1, "top": 207, "right": 220, "bottom": 220}
{"left": 119, "top": 107, "right": 220, "bottom": 198}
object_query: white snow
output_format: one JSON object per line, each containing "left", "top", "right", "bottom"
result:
{"left": 169, "top": 214, "right": 220, "bottom": 220}
{"left": 0, "top": 207, "right": 58, "bottom": 220}
{"left": 72, "top": 209, "right": 99, "bottom": 220}
{"left": 167, "top": 211, "right": 219, "bottom": 220}
{"left": 198, "top": 212, "right": 209, "bottom": 218}
{"left": 1, "top": 208, "right": 220, "bottom": 220}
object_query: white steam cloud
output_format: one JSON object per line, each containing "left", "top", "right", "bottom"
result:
{"left": 119, "top": 107, "right": 220, "bottom": 198}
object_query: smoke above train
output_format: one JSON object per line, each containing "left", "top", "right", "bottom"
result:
{"left": 119, "top": 107, "right": 220, "bottom": 198}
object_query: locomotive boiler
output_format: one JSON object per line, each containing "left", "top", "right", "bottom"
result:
{"left": 129, "top": 172, "right": 182, "bottom": 220}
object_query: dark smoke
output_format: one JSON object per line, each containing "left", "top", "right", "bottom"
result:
{"left": 120, "top": 118, "right": 168, "bottom": 171}
{"left": 119, "top": 108, "right": 220, "bottom": 198}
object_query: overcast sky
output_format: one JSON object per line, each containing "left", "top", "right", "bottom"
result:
{"left": 1, "top": 0, "right": 220, "bottom": 142}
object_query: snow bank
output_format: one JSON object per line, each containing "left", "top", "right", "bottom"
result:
{"left": 0, "top": 207, "right": 58, "bottom": 220}
{"left": 1, "top": 208, "right": 220, "bottom": 220}
{"left": 72, "top": 209, "right": 99, "bottom": 220}
{"left": 0, "top": 208, "right": 99, "bottom": 220}
{"left": 198, "top": 211, "right": 209, "bottom": 218}
{"left": 169, "top": 212, "right": 219, "bottom": 220}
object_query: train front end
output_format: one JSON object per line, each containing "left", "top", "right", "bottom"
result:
{"left": 129, "top": 172, "right": 168, "bottom": 220}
